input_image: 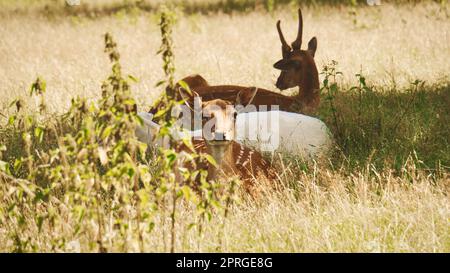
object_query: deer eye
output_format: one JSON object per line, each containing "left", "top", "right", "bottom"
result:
{"left": 293, "top": 60, "right": 302, "bottom": 70}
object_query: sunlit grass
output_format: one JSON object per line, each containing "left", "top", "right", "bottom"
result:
{"left": 0, "top": 2, "right": 449, "bottom": 113}
{"left": 0, "top": 1, "right": 449, "bottom": 252}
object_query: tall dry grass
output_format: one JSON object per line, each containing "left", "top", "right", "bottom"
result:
{"left": 1, "top": 165, "right": 448, "bottom": 252}
{"left": 153, "top": 169, "right": 450, "bottom": 252}
{"left": 0, "top": 1, "right": 449, "bottom": 252}
{"left": 0, "top": 2, "right": 449, "bottom": 113}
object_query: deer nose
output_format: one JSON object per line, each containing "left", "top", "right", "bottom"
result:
{"left": 275, "top": 80, "right": 283, "bottom": 89}
{"left": 276, "top": 82, "right": 288, "bottom": 91}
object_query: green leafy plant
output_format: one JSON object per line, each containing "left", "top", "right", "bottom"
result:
{"left": 0, "top": 7, "right": 237, "bottom": 253}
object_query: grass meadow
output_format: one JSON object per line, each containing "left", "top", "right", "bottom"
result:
{"left": 0, "top": 0, "right": 449, "bottom": 252}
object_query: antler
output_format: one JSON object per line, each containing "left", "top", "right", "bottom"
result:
{"left": 291, "top": 8, "right": 303, "bottom": 50}
{"left": 276, "top": 20, "right": 291, "bottom": 58}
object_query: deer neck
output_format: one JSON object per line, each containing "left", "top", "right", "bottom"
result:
{"left": 292, "top": 68, "right": 320, "bottom": 113}
{"left": 206, "top": 141, "right": 233, "bottom": 181}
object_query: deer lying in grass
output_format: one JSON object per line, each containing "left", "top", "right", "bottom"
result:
{"left": 149, "top": 8, "right": 320, "bottom": 115}
{"left": 136, "top": 88, "right": 279, "bottom": 194}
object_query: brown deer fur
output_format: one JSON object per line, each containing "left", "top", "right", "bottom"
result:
{"left": 177, "top": 139, "right": 278, "bottom": 195}
{"left": 174, "top": 94, "right": 279, "bottom": 195}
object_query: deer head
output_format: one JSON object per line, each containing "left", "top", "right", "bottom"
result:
{"left": 175, "top": 88, "right": 278, "bottom": 192}
{"left": 273, "top": 9, "right": 319, "bottom": 98}
{"left": 180, "top": 87, "right": 258, "bottom": 171}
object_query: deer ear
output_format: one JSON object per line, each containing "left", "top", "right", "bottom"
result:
{"left": 273, "top": 59, "right": 301, "bottom": 70}
{"left": 307, "top": 37, "right": 317, "bottom": 57}
{"left": 236, "top": 87, "right": 258, "bottom": 107}
{"left": 178, "top": 86, "right": 200, "bottom": 111}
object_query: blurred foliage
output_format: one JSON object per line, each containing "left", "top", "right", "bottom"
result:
{"left": 0, "top": 8, "right": 234, "bottom": 252}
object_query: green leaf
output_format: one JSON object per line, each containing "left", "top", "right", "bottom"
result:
{"left": 126, "top": 167, "right": 135, "bottom": 178}
{"left": 148, "top": 222, "right": 155, "bottom": 233}
{"left": 154, "top": 108, "right": 168, "bottom": 119}
{"left": 0, "top": 161, "right": 10, "bottom": 174}
{"left": 123, "top": 98, "right": 136, "bottom": 106}
{"left": 189, "top": 170, "right": 199, "bottom": 181}
{"left": 8, "top": 115, "right": 16, "bottom": 125}
{"left": 30, "top": 77, "right": 46, "bottom": 96}
{"left": 166, "top": 153, "right": 176, "bottom": 164}
{"left": 14, "top": 159, "right": 22, "bottom": 173}
{"left": 203, "top": 154, "right": 217, "bottom": 167}
{"left": 177, "top": 80, "right": 192, "bottom": 95}
{"left": 330, "top": 83, "right": 338, "bottom": 93}
{"left": 9, "top": 99, "right": 18, "bottom": 108}
{"left": 127, "top": 74, "right": 139, "bottom": 83}
{"left": 181, "top": 137, "right": 195, "bottom": 152}
{"left": 101, "top": 126, "right": 113, "bottom": 139}
{"left": 34, "top": 126, "right": 45, "bottom": 143}
{"left": 181, "top": 185, "right": 191, "bottom": 200}
{"left": 155, "top": 80, "right": 166, "bottom": 87}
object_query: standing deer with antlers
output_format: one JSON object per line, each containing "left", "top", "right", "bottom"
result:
{"left": 150, "top": 8, "right": 319, "bottom": 115}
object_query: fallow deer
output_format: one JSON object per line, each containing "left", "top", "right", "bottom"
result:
{"left": 178, "top": 96, "right": 278, "bottom": 194}
{"left": 149, "top": 8, "right": 320, "bottom": 116}
{"left": 136, "top": 89, "right": 279, "bottom": 194}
